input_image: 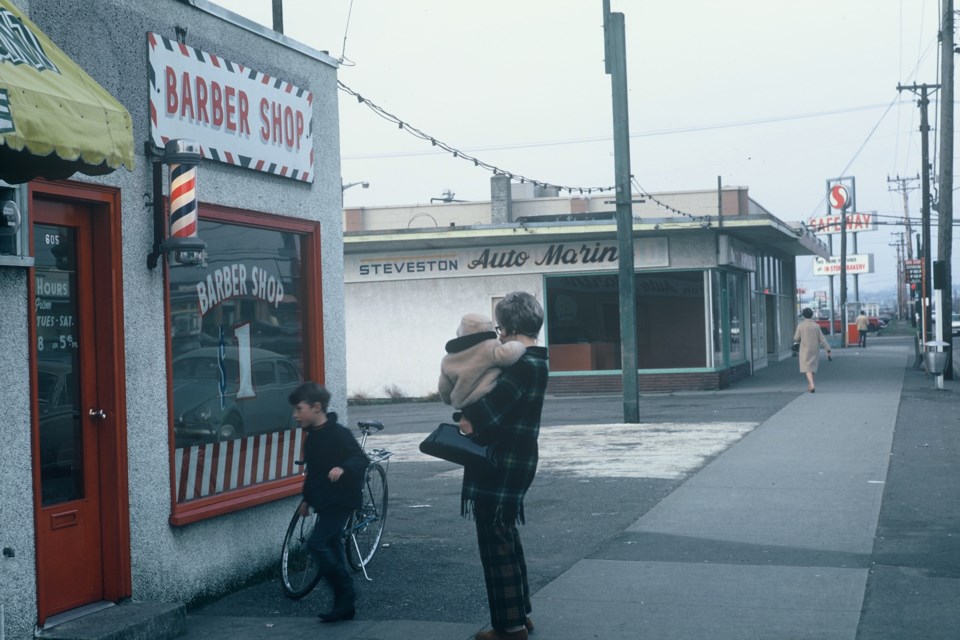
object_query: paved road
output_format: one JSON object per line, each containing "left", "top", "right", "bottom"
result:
{"left": 182, "top": 329, "right": 960, "bottom": 639}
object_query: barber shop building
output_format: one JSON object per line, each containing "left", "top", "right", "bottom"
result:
{"left": 0, "top": 1, "right": 345, "bottom": 636}
{"left": 344, "top": 179, "right": 827, "bottom": 399}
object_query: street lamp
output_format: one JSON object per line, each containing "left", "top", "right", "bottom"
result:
{"left": 341, "top": 181, "right": 369, "bottom": 192}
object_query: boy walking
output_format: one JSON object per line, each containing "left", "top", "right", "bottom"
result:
{"left": 290, "top": 382, "right": 369, "bottom": 622}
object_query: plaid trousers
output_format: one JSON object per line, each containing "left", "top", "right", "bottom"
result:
{"left": 475, "top": 519, "right": 531, "bottom": 630}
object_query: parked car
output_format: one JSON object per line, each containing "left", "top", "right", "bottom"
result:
{"left": 953, "top": 313, "right": 960, "bottom": 337}
{"left": 172, "top": 347, "right": 302, "bottom": 445}
{"left": 815, "top": 318, "right": 843, "bottom": 334}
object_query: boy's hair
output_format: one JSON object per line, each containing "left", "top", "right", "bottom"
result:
{"left": 802, "top": 307, "right": 814, "bottom": 319}
{"left": 288, "top": 382, "right": 331, "bottom": 411}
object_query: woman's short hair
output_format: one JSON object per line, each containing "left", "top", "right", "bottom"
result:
{"left": 495, "top": 291, "right": 544, "bottom": 338}
{"left": 802, "top": 308, "right": 814, "bottom": 319}
{"left": 288, "top": 382, "right": 330, "bottom": 411}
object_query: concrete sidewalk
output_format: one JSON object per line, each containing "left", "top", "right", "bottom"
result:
{"left": 179, "top": 335, "right": 958, "bottom": 639}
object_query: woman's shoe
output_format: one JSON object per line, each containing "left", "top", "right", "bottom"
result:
{"left": 475, "top": 628, "right": 528, "bottom": 640}
{"left": 318, "top": 606, "right": 355, "bottom": 623}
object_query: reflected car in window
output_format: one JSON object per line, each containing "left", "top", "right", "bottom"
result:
{"left": 36, "top": 360, "right": 81, "bottom": 503}
{"left": 172, "top": 347, "right": 302, "bottom": 445}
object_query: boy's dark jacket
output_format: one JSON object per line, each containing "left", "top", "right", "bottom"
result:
{"left": 301, "top": 412, "right": 369, "bottom": 511}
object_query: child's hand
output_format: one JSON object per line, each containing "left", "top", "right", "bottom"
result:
{"left": 459, "top": 416, "right": 474, "bottom": 436}
{"left": 298, "top": 501, "right": 310, "bottom": 517}
{"left": 328, "top": 466, "right": 344, "bottom": 482}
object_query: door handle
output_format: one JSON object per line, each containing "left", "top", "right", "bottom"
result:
{"left": 88, "top": 408, "right": 107, "bottom": 420}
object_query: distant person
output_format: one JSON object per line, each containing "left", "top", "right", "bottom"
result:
{"left": 438, "top": 312, "right": 526, "bottom": 418}
{"left": 856, "top": 311, "right": 870, "bottom": 348}
{"left": 289, "top": 382, "right": 369, "bottom": 623}
{"left": 458, "top": 292, "right": 549, "bottom": 640}
{"left": 794, "top": 308, "right": 832, "bottom": 393}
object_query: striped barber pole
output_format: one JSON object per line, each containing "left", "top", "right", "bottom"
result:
{"left": 175, "top": 428, "right": 305, "bottom": 503}
{"left": 168, "top": 161, "right": 197, "bottom": 239}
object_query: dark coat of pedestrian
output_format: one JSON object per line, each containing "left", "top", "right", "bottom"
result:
{"left": 459, "top": 292, "right": 548, "bottom": 640}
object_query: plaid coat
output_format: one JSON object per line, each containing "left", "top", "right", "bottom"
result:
{"left": 460, "top": 346, "right": 549, "bottom": 526}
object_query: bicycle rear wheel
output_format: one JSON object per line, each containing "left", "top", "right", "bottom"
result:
{"left": 346, "top": 462, "right": 388, "bottom": 571}
{"left": 279, "top": 508, "right": 324, "bottom": 598}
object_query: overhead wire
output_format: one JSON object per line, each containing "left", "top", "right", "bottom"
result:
{"left": 338, "top": 81, "right": 616, "bottom": 195}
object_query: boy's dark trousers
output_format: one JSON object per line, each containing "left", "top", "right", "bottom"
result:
{"left": 308, "top": 506, "right": 355, "bottom": 618}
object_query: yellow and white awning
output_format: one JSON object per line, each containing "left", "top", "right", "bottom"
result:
{"left": 0, "top": 0, "right": 134, "bottom": 183}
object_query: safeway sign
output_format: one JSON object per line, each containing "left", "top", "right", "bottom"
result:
{"left": 813, "top": 254, "right": 875, "bottom": 276}
{"left": 807, "top": 211, "right": 878, "bottom": 234}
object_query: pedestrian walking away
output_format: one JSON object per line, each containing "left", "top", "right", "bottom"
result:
{"left": 794, "top": 308, "right": 832, "bottom": 393}
{"left": 856, "top": 311, "right": 870, "bottom": 348}
{"left": 458, "top": 292, "right": 549, "bottom": 640}
{"left": 289, "top": 382, "right": 369, "bottom": 623}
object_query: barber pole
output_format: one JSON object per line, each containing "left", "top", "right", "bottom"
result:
{"left": 169, "top": 161, "right": 197, "bottom": 239}
{"left": 164, "top": 138, "right": 204, "bottom": 264}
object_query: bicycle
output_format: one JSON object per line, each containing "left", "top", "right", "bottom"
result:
{"left": 279, "top": 419, "right": 392, "bottom": 599}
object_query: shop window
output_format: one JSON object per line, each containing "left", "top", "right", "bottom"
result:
{"left": 545, "top": 271, "right": 706, "bottom": 372}
{"left": 166, "top": 205, "right": 323, "bottom": 525}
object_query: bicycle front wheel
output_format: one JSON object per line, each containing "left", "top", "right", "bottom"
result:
{"left": 346, "top": 462, "right": 388, "bottom": 571}
{"left": 279, "top": 508, "right": 323, "bottom": 599}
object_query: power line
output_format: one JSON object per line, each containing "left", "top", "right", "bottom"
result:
{"left": 339, "top": 81, "right": 615, "bottom": 195}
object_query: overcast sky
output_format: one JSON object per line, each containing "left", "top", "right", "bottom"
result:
{"left": 215, "top": 0, "right": 958, "bottom": 301}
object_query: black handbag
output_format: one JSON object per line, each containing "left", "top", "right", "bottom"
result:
{"left": 791, "top": 341, "right": 801, "bottom": 352}
{"left": 419, "top": 423, "right": 497, "bottom": 469}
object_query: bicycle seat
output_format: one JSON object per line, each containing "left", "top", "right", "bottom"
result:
{"left": 357, "top": 420, "right": 384, "bottom": 433}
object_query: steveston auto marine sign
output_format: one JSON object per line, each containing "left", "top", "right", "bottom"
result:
{"left": 147, "top": 32, "right": 313, "bottom": 182}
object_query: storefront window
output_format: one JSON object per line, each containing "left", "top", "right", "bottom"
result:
{"left": 727, "top": 272, "right": 746, "bottom": 363}
{"left": 546, "top": 271, "right": 707, "bottom": 371}
{"left": 167, "top": 207, "right": 322, "bottom": 519}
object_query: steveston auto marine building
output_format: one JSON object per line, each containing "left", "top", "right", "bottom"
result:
{"left": 343, "top": 179, "right": 828, "bottom": 399}
{"left": 0, "top": 1, "right": 346, "bottom": 636}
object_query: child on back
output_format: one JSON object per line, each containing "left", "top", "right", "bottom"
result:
{"left": 439, "top": 313, "right": 526, "bottom": 414}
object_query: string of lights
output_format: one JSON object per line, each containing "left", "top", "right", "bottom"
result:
{"left": 629, "top": 177, "right": 708, "bottom": 222}
{"left": 338, "top": 81, "right": 616, "bottom": 195}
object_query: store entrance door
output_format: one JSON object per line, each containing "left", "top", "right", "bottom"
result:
{"left": 31, "top": 194, "right": 129, "bottom": 622}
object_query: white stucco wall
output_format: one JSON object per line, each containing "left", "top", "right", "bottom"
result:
{"left": 345, "top": 274, "right": 544, "bottom": 400}
{"left": 3, "top": 1, "right": 345, "bottom": 635}
{"left": 0, "top": 268, "right": 37, "bottom": 638}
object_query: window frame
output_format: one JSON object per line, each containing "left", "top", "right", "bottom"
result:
{"left": 165, "top": 203, "right": 324, "bottom": 526}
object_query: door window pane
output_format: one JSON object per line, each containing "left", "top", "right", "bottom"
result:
{"left": 34, "top": 225, "right": 84, "bottom": 506}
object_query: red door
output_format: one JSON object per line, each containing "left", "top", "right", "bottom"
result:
{"left": 32, "top": 198, "right": 107, "bottom": 618}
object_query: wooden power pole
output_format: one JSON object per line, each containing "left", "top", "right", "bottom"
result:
{"left": 937, "top": 0, "right": 954, "bottom": 379}
{"left": 603, "top": 0, "right": 639, "bottom": 422}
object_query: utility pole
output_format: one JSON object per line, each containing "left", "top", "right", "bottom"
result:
{"left": 937, "top": 0, "right": 954, "bottom": 379}
{"left": 887, "top": 175, "right": 918, "bottom": 260}
{"left": 890, "top": 232, "right": 905, "bottom": 319}
{"left": 898, "top": 82, "right": 939, "bottom": 345}
{"left": 604, "top": 0, "right": 639, "bottom": 422}
{"left": 272, "top": 0, "right": 284, "bottom": 33}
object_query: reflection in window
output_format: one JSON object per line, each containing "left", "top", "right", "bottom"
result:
{"left": 168, "top": 219, "right": 308, "bottom": 504}
{"left": 33, "top": 224, "right": 84, "bottom": 506}
{"left": 546, "top": 271, "right": 707, "bottom": 371}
